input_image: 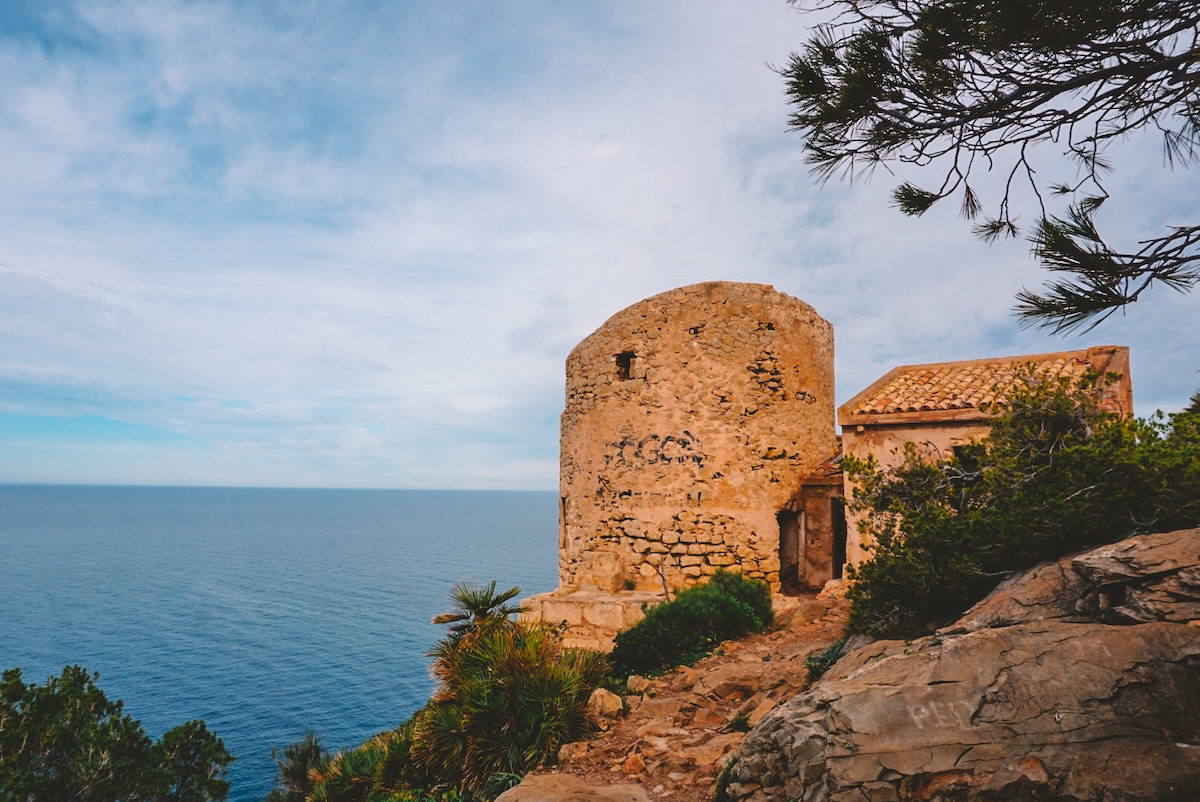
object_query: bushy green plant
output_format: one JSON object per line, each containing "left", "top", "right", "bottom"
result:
{"left": 845, "top": 371, "right": 1200, "bottom": 638}
{"left": 0, "top": 665, "right": 233, "bottom": 802}
{"left": 724, "top": 714, "right": 751, "bottom": 733}
{"left": 267, "top": 731, "right": 328, "bottom": 802}
{"left": 295, "top": 723, "right": 438, "bottom": 802}
{"left": 712, "top": 760, "right": 736, "bottom": 802}
{"left": 414, "top": 613, "right": 606, "bottom": 792}
{"left": 609, "top": 570, "right": 774, "bottom": 679}
{"left": 413, "top": 581, "right": 607, "bottom": 791}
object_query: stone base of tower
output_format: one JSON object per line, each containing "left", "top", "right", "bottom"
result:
{"left": 520, "top": 587, "right": 665, "bottom": 652}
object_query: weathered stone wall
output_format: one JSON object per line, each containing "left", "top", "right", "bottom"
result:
{"left": 559, "top": 282, "right": 835, "bottom": 592}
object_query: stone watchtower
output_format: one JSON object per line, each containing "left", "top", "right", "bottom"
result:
{"left": 558, "top": 281, "right": 835, "bottom": 593}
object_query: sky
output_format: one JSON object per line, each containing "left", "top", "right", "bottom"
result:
{"left": 1, "top": 1, "right": 1197, "bottom": 490}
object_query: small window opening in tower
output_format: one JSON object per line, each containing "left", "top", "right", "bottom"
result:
{"left": 615, "top": 351, "right": 635, "bottom": 380}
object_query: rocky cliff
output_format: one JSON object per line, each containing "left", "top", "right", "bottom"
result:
{"left": 725, "top": 527, "right": 1200, "bottom": 802}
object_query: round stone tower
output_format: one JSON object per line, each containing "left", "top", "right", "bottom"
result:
{"left": 559, "top": 281, "right": 835, "bottom": 593}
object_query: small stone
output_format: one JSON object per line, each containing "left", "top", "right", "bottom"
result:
{"left": 639, "top": 697, "right": 684, "bottom": 719}
{"left": 558, "top": 741, "right": 590, "bottom": 762}
{"left": 674, "top": 667, "right": 699, "bottom": 689}
{"left": 588, "top": 687, "right": 625, "bottom": 723}
{"left": 637, "top": 717, "right": 688, "bottom": 738}
{"left": 681, "top": 732, "right": 745, "bottom": 766}
{"left": 622, "top": 752, "right": 646, "bottom": 775}
{"left": 627, "top": 674, "right": 652, "bottom": 694}
{"left": 746, "top": 696, "right": 777, "bottom": 726}
{"left": 666, "top": 771, "right": 691, "bottom": 786}
{"left": 496, "top": 775, "right": 654, "bottom": 802}
{"left": 690, "top": 707, "right": 725, "bottom": 729}
{"left": 640, "top": 735, "right": 672, "bottom": 757}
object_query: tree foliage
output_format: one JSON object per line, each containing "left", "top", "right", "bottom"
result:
{"left": 0, "top": 665, "right": 233, "bottom": 802}
{"left": 782, "top": 0, "right": 1200, "bottom": 331}
{"left": 843, "top": 371, "right": 1200, "bottom": 637}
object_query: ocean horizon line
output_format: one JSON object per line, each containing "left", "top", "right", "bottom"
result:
{"left": 0, "top": 482, "right": 558, "bottom": 493}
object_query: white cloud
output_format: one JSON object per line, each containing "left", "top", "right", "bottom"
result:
{"left": 0, "top": 0, "right": 1195, "bottom": 488}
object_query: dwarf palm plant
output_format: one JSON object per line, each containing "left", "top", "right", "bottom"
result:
{"left": 308, "top": 744, "right": 381, "bottom": 802}
{"left": 430, "top": 580, "right": 526, "bottom": 643}
{"left": 414, "top": 586, "right": 607, "bottom": 792}
{"left": 266, "top": 731, "right": 329, "bottom": 802}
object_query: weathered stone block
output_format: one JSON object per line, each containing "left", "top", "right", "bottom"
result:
{"left": 582, "top": 602, "right": 632, "bottom": 630}
{"left": 541, "top": 600, "right": 583, "bottom": 626}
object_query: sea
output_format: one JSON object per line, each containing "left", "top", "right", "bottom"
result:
{"left": 0, "top": 485, "right": 559, "bottom": 802}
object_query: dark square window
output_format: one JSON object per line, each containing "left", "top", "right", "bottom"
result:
{"left": 615, "top": 351, "right": 635, "bottom": 380}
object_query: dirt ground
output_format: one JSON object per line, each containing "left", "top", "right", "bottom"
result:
{"left": 533, "top": 593, "right": 849, "bottom": 802}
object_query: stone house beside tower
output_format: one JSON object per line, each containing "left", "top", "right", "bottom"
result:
{"left": 837, "top": 346, "right": 1132, "bottom": 564}
{"left": 522, "top": 281, "right": 1133, "bottom": 649}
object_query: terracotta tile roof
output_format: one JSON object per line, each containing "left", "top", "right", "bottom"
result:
{"left": 839, "top": 346, "right": 1131, "bottom": 424}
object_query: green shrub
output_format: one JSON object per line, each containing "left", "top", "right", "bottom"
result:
{"left": 845, "top": 372, "right": 1200, "bottom": 638}
{"left": 712, "top": 760, "right": 735, "bottom": 802}
{"left": 267, "top": 731, "right": 328, "bottom": 802}
{"left": 412, "top": 620, "right": 606, "bottom": 792}
{"left": 0, "top": 665, "right": 233, "bottom": 802}
{"left": 805, "top": 636, "right": 848, "bottom": 682}
{"left": 725, "top": 714, "right": 751, "bottom": 733}
{"left": 609, "top": 570, "right": 774, "bottom": 679}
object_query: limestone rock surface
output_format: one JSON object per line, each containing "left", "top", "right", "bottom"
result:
{"left": 726, "top": 528, "right": 1200, "bottom": 802}
{"left": 953, "top": 526, "right": 1200, "bottom": 633}
{"left": 495, "top": 774, "right": 652, "bottom": 802}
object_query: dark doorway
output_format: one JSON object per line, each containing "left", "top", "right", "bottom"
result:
{"left": 777, "top": 509, "right": 801, "bottom": 594}
{"left": 831, "top": 497, "right": 847, "bottom": 580}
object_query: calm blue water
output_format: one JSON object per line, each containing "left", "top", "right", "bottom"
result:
{"left": 0, "top": 485, "right": 558, "bottom": 801}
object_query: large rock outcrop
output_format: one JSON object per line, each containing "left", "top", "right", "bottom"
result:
{"left": 725, "top": 528, "right": 1200, "bottom": 802}
{"left": 495, "top": 774, "right": 652, "bottom": 802}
